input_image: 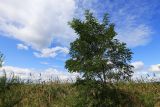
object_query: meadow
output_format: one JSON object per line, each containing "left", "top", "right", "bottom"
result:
{"left": 0, "top": 72, "right": 159, "bottom": 107}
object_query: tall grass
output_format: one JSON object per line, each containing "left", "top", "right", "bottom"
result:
{"left": 0, "top": 72, "right": 159, "bottom": 107}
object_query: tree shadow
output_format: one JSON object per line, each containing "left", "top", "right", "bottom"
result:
{"left": 74, "top": 79, "right": 144, "bottom": 107}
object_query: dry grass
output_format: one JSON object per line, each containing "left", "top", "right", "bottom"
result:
{"left": 0, "top": 74, "right": 159, "bottom": 107}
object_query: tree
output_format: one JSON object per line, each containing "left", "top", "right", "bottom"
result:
{"left": 65, "top": 10, "right": 133, "bottom": 83}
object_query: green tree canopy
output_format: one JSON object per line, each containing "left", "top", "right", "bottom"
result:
{"left": 65, "top": 10, "right": 133, "bottom": 82}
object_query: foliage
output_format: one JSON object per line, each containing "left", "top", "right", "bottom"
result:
{"left": 65, "top": 10, "right": 133, "bottom": 82}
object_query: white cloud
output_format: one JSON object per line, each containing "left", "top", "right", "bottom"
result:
{"left": 149, "top": 64, "right": 160, "bottom": 72}
{"left": 34, "top": 46, "right": 69, "bottom": 58}
{"left": 117, "top": 24, "right": 152, "bottom": 48}
{"left": 131, "top": 61, "right": 144, "bottom": 71}
{"left": 131, "top": 61, "right": 148, "bottom": 79}
{"left": 130, "top": 61, "right": 160, "bottom": 81}
{"left": 0, "top": 0, "right": 154, "bottom": 52}
{"left": 40, "top": 62, "right": 49, "bottom": 65}
{"left": 0, "top": 0, "right": 76, "bottom": 50}
{"left": 17, "top": 43, "right": 28, "bottom": 50}
{"left": 0, "top": 0, "right": 155, "bottom": 58}
{"left": 108, "top": 1, "right": 154, "bottom": 48}
{"left": 0, "top": 65, "right": 79, "bottom": 82}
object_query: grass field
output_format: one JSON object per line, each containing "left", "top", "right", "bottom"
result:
{"left": 0, "top": 74, "right": 160, "bottom": 107}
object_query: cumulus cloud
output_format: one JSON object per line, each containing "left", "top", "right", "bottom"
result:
{"left": 149, "top": 64, "right": 160, "bottom": 72}
{"left": 0, "top": 66, "right": 79, "bottom": 82}
{"left": 0, "top": 0, "right": 76, "bottom": 50}
{"left": 34, "top": 46, "right": 69, "bottom": 58}
{"left": 131, "top": 61, "right": 144, "bottom": 71}
{"left": 17, "top": 43, "right": 28, "bottom": 50}
{"left": 0, "top": 0, "right": 156, "bottom": 53}
{"left": 130, "top": 61, "right": 160, "bottom": 81}
{"left": 131, "top": 61, "right": 148, "bottom": 79}
{"left": 0, "top": 0, "right": 156, "bottom": 60}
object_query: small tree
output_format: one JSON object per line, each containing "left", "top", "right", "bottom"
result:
{"left": 65, "top": 10, "right": 133, "bottom": 83}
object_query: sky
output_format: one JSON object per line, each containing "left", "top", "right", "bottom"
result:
{"left": 0, "top": 0, "right": 160, "bottom": 81}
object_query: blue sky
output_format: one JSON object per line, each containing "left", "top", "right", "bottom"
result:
{"left": 0, "top": 0, "right": 160, "bottom": 80}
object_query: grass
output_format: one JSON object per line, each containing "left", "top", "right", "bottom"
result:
{"left": 116, "top": 81, "right": 160, "bottom": 107}
{"left": 0, "top": 73, "right": 160, "bottom": 107}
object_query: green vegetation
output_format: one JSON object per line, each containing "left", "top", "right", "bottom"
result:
{"left": 0, "top": 75, "right": 159, "bottom": 107}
